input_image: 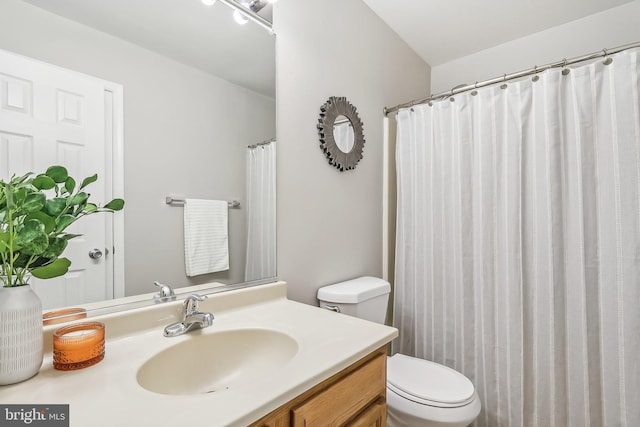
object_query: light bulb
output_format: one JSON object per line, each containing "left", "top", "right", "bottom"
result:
{"left": 201, "top": 0, "right": 217, "bottom": 5}
{"left": 233, "top": 10, "right": 249, "bottom": 25}
{"left": 266, "top": 0, "right": 277, "bottom": 3}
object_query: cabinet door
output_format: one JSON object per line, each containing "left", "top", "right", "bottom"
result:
{"left": 292, "top": 354, "right": 386, "bottom": 426}
{"left": 346, "top": 400, "right": 386, "bottom": 427}
{"left": 248, "top": 407, "right": 289, "bottom": 427}
{"left": 251, "top": 416, "right": 289, "bottom": 427}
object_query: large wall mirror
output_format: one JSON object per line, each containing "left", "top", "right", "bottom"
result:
{"left": 0, "top": 0, "right": 276, "bottom": 311}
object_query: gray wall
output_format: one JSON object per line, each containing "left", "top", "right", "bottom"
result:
{"left": 274, "top": 0, "right": 431, "bottom": 305}
{"left": 0, "top": 0, "right": 276, "bottom": 296}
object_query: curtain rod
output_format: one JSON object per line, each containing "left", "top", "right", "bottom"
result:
{"left": 248, "top": 137, "right": 275, "bottom": 149}
{"left": 384, "top": 41, "right": 640, "bottom": 116}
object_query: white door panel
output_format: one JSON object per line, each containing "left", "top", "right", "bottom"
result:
{"left": 0, "top": 49, "right": 117, "bottom": 309}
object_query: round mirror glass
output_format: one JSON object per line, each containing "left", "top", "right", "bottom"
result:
{"left": 333, "top": 115, "right": 355, "bottom": 153}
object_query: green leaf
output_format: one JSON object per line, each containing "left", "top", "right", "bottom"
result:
{"left": 5, "top": 185, "right": 14, "bottom": 209}
{"left": 14, "top": 187, "right": 27, "bottom": 205}
{"left": 16, "top": 219, "right": 49, "bottom": 255}
{"left": 45, "top": 166, "right": 69, "bottom": 183}
{"left": 69, "top": 192, "right": 88, "bottom": 206}
{"left": 31, "top": 257, "right": 71, "bottom": 279}
{"left": 43, "top": 237, "right": 68, "bottom": 258}
{"left": 79, "top": 174, "right": 98, "bottom": 190}
{"left": 45, "top": 198, "right": 67, "bottom": 216}
{"left": 25, "top": 211, "right": 56, "bottom": 234}
{"left": 64, "top": 177, "right": 76, "bottom": 194}
{"left": 24, "top": 256, "right": 53, "bottom": 268}
{"left": 12, "top": 253, "right": 32, "bottom": 269}
{"left": 32, "top": 175, "right": 56, "bottom": 190}
{"left": 84, "top": 203, "right": 98, "bottom": 213}
{"left": 55, "top": 214, "right": 76, "bottom": 232}
{"left": 22, "top": 192, "right": 46, "bottom": 212}
{"left": 0, "top": 231, "right": 12, "bottom": 251}
{"left": 104, "top": 198, "right": 125, "bottom": 211}
{"left": 10, "top": 172, "right": 32, "bottom": 185}
{"left": 60, "top": 233, "right": 82, "bottom": 241}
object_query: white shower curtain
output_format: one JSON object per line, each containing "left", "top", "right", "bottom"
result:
{"left": 394, "top": 48, "right": 640, "bottom": 427}
{"left": 245, "top": 141, "right": 276, "bottom": 282}
{"left": 334, "top": 121, "right": 355, "bottom": 152}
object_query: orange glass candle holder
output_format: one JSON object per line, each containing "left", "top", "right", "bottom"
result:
{"left": 53, "top": 322, "right": 105, "bottom": 371}
{"left": 43, "top": 308, "right": 87, "bottom": 326}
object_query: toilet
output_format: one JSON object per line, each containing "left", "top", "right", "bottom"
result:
{"left": 317, "top": 277, "right": 481, "bottom": 427}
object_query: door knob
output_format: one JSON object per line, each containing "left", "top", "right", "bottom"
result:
{"left": 89, "top": 248, "right": 103, "bottom": 259}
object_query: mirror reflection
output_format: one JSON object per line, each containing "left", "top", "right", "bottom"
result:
{"left": 0, "top": 0, "right": 276, "bottom": 309}
{"left": 333, "top": 115, "right": 355, "bottom": 153}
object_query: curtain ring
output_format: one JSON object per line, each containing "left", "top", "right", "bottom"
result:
{"left": 471, "top": 81, "right": 478, "bottom": 96}
{"left": 562, "top": 58, "right": 570, "bottom": 76}
{"left": 603, "top": 48, "right": 613, "bottom": 65}
{"left": 500, "top": 74, "right": 508, "bottom": 90}
{"left": 532, "top": 65, "right": 540, "bottom": 82}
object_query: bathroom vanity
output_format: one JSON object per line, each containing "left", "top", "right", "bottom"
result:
{"left": 0, "top": 282, "right": 397, "bottom": 426}
{"left": 250, "top": 347, "right": 387, "bottom": 426}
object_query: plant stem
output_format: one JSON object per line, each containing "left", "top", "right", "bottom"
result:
{"left": 6, "top": 194, "right": 14, "bottom": 287}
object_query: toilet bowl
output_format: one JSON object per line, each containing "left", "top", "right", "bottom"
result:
{"left": 386, "top": 354, "right": 481, "bottom": 427}
{"left": 317, "top": 277, "right": 481, "bottom": 427}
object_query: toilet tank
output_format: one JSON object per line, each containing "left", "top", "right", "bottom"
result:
{"left": 317, "top": 276, "right": 390, "bottom": 324}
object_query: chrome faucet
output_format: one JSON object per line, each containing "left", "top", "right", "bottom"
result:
{"left": 163, "top": 294, "right": 214, "bottom": 337}
{"left": 153, "top": 280, "right": 176, "bottom": 303}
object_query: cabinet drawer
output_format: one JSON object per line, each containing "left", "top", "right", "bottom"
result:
{"left": 292, "top": 353, "right": 386, "bottom": 426}
{"left": 346, "top": 399, "right": 386, "bottom": 427}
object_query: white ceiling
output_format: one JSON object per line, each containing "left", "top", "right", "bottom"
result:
{"left": 362, "top": 0, "right": 633, "bottom": 66}
{"left": 23, "top": 0, "right": 276, "bottom": 98}
{"left": 21, "top": 0, "right": 634, "bottom": 96}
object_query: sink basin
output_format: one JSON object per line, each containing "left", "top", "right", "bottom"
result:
{"left": 136, "top": 328, "right": 298, "bottom": 395}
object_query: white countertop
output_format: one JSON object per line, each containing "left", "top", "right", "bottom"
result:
{"left": 0, "top": 282, "right": 398, "bottom": 426}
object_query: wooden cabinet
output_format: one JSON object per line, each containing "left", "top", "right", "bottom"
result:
{"left": 249, "top": 347, "right": 387, "bottom": 427}
{"left": 345, "top": 400, "right": 386, "bottom": 427}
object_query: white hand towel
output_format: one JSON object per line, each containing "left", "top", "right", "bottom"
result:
{"left": 183, "top": 199, "right": 229, "bottom": 276}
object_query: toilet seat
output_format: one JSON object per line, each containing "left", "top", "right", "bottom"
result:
{"left": 387, "top": 354, "right": 476, "bottom": 408}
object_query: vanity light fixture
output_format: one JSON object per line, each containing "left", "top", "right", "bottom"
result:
{"left": 233, "top": 9, "right": 249, "bottom": 25}
{"left": 208, "top": 0, "right": 276, "bottom": 34}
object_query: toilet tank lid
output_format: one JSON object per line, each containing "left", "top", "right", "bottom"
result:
{"left": 317, "top": 276, "right": 391, "bottom": 304}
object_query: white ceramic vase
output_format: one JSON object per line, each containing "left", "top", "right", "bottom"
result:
{"left": 0, "top": 283, "right": 43, "bottom": 385}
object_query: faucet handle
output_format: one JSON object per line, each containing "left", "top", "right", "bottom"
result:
{"left": 183, "top": 294, "right": 207, "bottom": 314}
{"left": 153, "top": 281, "right": 176, "bottom": 303}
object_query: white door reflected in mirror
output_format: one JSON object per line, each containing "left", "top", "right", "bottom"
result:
{"left": 0, "top": 49, "right": 118, "bottom": 310}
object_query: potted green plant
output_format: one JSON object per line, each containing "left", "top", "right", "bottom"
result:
{"left": 0, "top": 165, "right": 123, "bottom": 385}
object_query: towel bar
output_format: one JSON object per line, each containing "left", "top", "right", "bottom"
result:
{"left": 165, "top": 197, "right": 240, "bottom": 208}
